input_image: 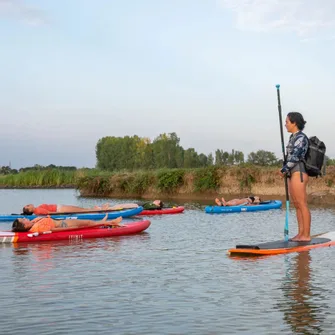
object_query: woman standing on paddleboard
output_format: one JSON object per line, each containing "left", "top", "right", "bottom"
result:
{"left": 279, "top": 112, "right": 310, "bottom": 242}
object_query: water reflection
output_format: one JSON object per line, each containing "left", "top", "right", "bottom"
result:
{"left": 9, "top": 231, "right": 151, "bottom": 261}
{"left": 278, "top": 251, "right": 329, "bottom": 334}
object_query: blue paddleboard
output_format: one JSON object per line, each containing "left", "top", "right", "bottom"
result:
{"left": 205, "top": 200, "right": 282, "bottom": 214}
{"left": 0, "top": 206, "right": 143, "bottom": 222}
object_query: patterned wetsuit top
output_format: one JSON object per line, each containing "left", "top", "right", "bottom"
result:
{"left": 281, "top": 131, "right": 309, "bottom": 174}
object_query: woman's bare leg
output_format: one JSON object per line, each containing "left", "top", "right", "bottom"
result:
{"left": 289, "top": 173, "right": 310, "bottom": 241}
{"left": 215, "top": 198, "right": 223, "bottom": 206}
{"left": 109, "top": 203, "right": 139, "bottom": 210}
{"left": 60, "top": 215, "right": 122, "bottom": 229}
{"left": 58, "top": 205, "right": 92, "bottom": 213}
{"left": 225, "top": 198, "right": 248, "bottom": 206}
{"left": 58, "top": 204, "right": 136, "bottom": 213}
{"left": 288, "top": 178, "right": 302, "bottom": 241}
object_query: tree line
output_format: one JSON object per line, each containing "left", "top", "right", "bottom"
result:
{"left": 2, "top": 132, "right": 334, "bottom": 174}
{"left": 0, "top": 164, "right": 77, "bottom": 175}
{"left": 96, "top": 132, "right": 285, "bottom": 171}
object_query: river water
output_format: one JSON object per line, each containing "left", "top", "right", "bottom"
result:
{"left": 1, "top": 189, "right": 335, "bottom": 335}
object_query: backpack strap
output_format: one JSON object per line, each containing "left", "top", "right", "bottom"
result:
{"left": 298, "top": 133, "right": 309, "bottom": 183}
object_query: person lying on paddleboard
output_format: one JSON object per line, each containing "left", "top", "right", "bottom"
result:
{"left": 139, "top": 200, "right": 164, "bottom": 210}
{"left": 215, "top": 196, "right": 261, "bottom": 206}
{"left": 22, "top": 203, "right": 124, "bottom": 215}
{"left": 111, "top": 200, "right": 164, "bottom": 210}
{"left": 22, "top": 200, "right": 164, "bottom": 215}
{"left": 11, "top": 214, "right": 122, "bottom": 233}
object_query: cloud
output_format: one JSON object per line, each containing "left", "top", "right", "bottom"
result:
{"left": 0, "top": 0, "right": 48, "bottom": 26}
{"left": 217, "top": 0, "right": 335, "bottom": 39}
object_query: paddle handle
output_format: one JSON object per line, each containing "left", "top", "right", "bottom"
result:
{"left": 276, "top": 85, "right": 286, "bottom": 162}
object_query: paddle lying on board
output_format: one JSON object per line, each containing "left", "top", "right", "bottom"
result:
{"left": 276, "top": 84, "right": 290, "bottom": 242}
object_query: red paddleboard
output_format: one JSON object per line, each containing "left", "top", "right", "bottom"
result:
{"left": 0, "top": 220, "right": 151, "bottom": 244}
{"left": 228, "top": 231, "right": 335, "bottom": 257}
{"left": 139, "top": 206, "right": 184, "bottom": 216}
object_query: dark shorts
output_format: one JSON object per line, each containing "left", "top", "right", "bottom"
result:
{"left": 288, "top": 162, "right": 306, "bottom": 178}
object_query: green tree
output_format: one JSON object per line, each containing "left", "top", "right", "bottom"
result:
{"left": 152, "top": 132, "right": 181, "bottom": 168}
{"left": 325, "top": 156, "right": 335, "bottom": 166}
{"left": 0, "top": 166, "right": 12, "bottom": 175}
{"left": 222, "top": 151, "right": 229, "bottom": 165}
{"left": 96, "top": 136, "right": 123, "bottom": 170}
{"left": 215, "top": 149, "right": 223, "bottom": 166}
{"left": 234, "top": 150, "right": 244, "bottom": 165}
{"left": 184, "top": 148, "right": 199, "bottom": 168}
{"left": 247, "top": 150, "right": 279, "bottom": 166}
{"left": 198, "top": 153, "right": 208, "bottom": 167}
{"left": 207, "top": 153, "right": 214, "bottom": 166}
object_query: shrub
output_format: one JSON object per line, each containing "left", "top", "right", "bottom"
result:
{"left": 193, "top": 167, "right": 220, "bottom": 192}
{"left": 129, "top": 172, "right": 155, "bottom": 194}
{"left": 157, "top": 169, "right": 185, "bottom": 193}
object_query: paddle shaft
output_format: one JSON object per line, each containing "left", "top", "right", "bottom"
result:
{"left": 276, "top": 84, "right": 289, "bottom": 241}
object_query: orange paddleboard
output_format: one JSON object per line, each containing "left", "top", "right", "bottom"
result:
{"left": 228, "top": 231, "right": 335, "bottom": 257}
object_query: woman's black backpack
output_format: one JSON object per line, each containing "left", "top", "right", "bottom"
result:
{"left": 302, "top": 136, "right": 326, "bottom": 177}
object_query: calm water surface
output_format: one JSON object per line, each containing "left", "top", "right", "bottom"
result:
{"left": 1, "top": 189, "right": 335, "bottom": 334}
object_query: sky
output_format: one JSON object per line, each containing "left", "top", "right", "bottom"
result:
{"left": 1, "top": 0, "right": 335, "bottom": 169}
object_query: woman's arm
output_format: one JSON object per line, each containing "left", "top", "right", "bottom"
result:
{"left": 51, "top": 217, "right": 122, "bottom": 231}
{"left": 281, "top": 135, "right": 308, "bottom": 174}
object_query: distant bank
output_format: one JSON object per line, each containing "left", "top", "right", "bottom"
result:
{"left": 1, "top": 166, "right": 334, "bottom": 205}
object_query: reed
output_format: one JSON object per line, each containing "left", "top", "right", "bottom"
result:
{"left": 0, "top": 169, "right": 86, "bottom": 187}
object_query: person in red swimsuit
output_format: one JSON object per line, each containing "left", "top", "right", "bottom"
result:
{"left": 11, "top": 214, "right": 122, "bottom": 233}
{"left": 22, "top": 203, "right": 122, "bottom": 215}
{"left": 22, "top": 200, "right": 163, "bottom": 215}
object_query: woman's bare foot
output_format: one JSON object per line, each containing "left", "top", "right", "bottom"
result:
{"left": 221, "top": 198, "right": 227, "bottom": 206}
{"left": 106, "top": 216, "right": 122, "bottom": 227}
{"left": 290, "top": 234, "right": 311, "bottom": 242}
{"left": 290, "top": 234, "right": 301, "bottom": 241}
{"left": 101, "top": 203, "right": 111, "bottom": 210}
{"left": 295, "top": 236, "right": 311, "bottom": 242}
{"left": 101, "top": 214, "right": 108, "bottom": 222}
{"left": 215, "top": 198, "right": 222, "bottom": 206}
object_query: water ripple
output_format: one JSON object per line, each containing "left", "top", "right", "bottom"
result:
{"left": 0, "top": 190, "right": 335, "bottom": 334}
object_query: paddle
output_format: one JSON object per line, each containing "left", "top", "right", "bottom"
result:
{"left": 276, "top": 84, "right": 290, "bottom": 242}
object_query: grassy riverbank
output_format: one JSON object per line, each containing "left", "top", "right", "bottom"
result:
{"left": 1, "top": 166, "right": 335, "bottom": 204}
{"left": 0, "top": 168, "right": 101, "bottom": 188}
{"left": 76, "top": 166, "right": 335, "bottom": 204}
